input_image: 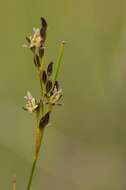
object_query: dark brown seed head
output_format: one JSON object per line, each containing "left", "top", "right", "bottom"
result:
{"left": 46, "top": 80, "right": 52, "bottom": 93}
{"left": 40, "top": 17, "right": 47, "bottom": 30}
{"left": 34, "top": 54, "right": 40, "bottom": 67}
{"left": 41, "top": 70, "right": 47, "bottom": 84}
{"left": 40, "top": 28, "right": 46, "bottom": 42}
{"left": 39, "top": 111, "right": 50, "bottom": 129}
{"left": 40, "top": 17, "right": 47, "bottom": 41}
{"left": 47, "top": 62, "right": 54, "bottom": 77}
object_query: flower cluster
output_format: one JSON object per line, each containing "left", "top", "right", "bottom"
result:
{"left": 44, "top": 81, "right": 62, "bottom": 106}
{"left": 23, "top": 17, "right": 47, "bottom": 56}
{"left": 23, "top": 91, "right": 38, "bottom": 113}
{"left": 23, "top": 17, "right": 63, "bottom": 118}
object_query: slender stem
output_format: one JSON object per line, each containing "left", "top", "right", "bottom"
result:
{"left": 27, "top": 158, "right": 37, "bottom": 190}
{"left": 26, "top": 105, "right": 52, "bottom": 190}
{"left": 26, "top": 130, "right": 44, "bottom": 190}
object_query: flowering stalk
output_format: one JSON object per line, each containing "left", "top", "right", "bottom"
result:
{"left": 22, "top": 17, "right": 65, "bottom": 190}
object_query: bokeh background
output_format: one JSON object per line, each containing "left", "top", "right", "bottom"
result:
{"left": 0, "top": 0, "right": 126, "bottom": 189}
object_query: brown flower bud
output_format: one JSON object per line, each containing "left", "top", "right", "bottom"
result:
{"left": 46, "top": 80, "right": 52, "bottom": 93}
{"left": 47, "top": 62, "right": 54, "bottom": 77}
{"left": 39, "top": 112, "right": 50, "bottom": 129}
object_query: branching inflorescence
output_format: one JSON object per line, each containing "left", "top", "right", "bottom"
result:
{"left": 22, "top": 17, "right": 65, "bottom": 190}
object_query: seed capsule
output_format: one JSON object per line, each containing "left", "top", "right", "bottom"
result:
{"left": 39, "top": 112, "right": 50, "bottom": 129}
{"left": 41, "top": 70, "right": 47, "bottom": 84}
{"left": 46, "top": 80, "right": 52, "bottom": 93}
{"left": 34, "top": 54, "right": 40, "bottom": 67}
{"left": 47, "top": 62, "right": 54, "bottom": 77}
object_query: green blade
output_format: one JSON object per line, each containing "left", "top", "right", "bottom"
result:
{"left": 52, "top": 41, "right": 65, "bottom": 86}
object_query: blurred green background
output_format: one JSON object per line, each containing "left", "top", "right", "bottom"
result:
{"left": 0, "top": 0, "right": 126, "bottom": 189}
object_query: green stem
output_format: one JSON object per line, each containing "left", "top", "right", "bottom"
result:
{"left": 26, "top": 158, "right": 37, "bottom": 190}
{"left": 26, "top": 130, "right": 44, "bottom": 190}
